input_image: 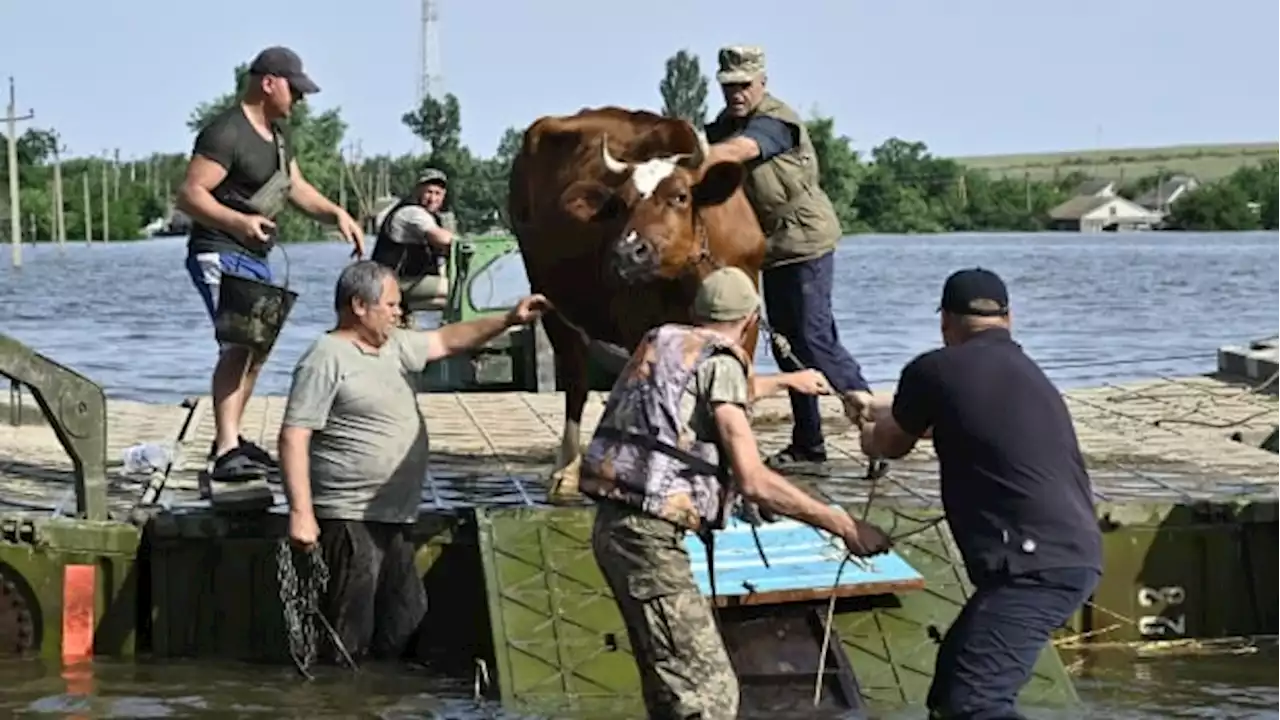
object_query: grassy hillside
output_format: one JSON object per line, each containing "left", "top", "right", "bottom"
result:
{"left": 953, "top": 142, "right": 1278, "bottom": 182}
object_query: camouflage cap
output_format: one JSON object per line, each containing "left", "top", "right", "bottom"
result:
{"left": 416, "top": 168, "right": 448, "bottom": 186}
{"left": 716, "top": 45, "right": 766, "bottom": 84}
{"left": 693, "top": 267, "right": 760, "bottom": 322}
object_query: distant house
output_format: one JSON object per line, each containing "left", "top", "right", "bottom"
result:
{"left": 1047, "top": 194, "right": 1162, "bottom": 233}
{"left": 1135, "top": 175, "right": 1200, "bottom": 211}
{"left": 1074, "top": 178, "right": 1119, "bottom": 197}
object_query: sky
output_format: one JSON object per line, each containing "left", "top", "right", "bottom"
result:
{"left": 2, "top": 0, "right": 1277, "bottom": 164}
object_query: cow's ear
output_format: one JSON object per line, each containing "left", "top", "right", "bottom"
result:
{"left": 693, "top": 162, "right": 745, "bottom": 208}
{"left": 561, "top": 180, "right": 614, "bottom": 223}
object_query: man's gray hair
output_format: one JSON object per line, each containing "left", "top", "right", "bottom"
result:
{"left": 334, "top": 260, "right": 395, "bottom": 314}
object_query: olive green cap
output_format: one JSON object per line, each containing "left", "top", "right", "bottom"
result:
{"left": 693, "top": 267, "right": 760, "bottom": 322}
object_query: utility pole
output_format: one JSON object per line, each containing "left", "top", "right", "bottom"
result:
{"left": 82, "top": 172, "right": 92, "bottom": 242}
{"left": 5, "top": 76, "right": 35, "bottom": 268}
{"left": 52, "top": 139, "right": 66, "bottom": 248}
{"left": 100, "top": 151, "right": 110, "bottom": 242}
{"left": 112, "top": 148, "right": 120, "bottom": 201}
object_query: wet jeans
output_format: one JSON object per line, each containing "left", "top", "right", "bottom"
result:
{"left": 317, "top": 519, "right": 428, "bottom": 663}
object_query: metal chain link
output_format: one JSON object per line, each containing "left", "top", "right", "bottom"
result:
{"left": 276, "top": 538, "right": 357, "bottom": 679}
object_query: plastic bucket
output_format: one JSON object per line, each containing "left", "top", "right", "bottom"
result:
{"left": 213, "top": 246, "right": 298, "bottom": 357}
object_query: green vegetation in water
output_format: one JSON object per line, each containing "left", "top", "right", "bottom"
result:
{"left": 3, "top": 53, "right": 1277, "bottom": 245}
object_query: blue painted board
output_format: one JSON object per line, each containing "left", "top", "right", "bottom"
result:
{"left": 683, "top": 508, "right": 925, "bottom": 601}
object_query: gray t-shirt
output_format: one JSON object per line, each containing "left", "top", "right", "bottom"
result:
{"left": 374, "top": 204, "right": 439, "bottom": 245}
{"left": 282, "top": 329, "right": 433, "bottom": 524}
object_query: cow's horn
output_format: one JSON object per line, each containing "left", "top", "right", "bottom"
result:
{"left": 600, "top": 134, "right": 630, "bottom": 175}
{"left": 676, "top": 126, "right": 710, "bottom": 169}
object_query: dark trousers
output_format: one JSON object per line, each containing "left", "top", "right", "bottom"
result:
{"left": 761, "top": 251, "right": 869, "bottom": 452}
{"left": 927, "top": 566, "right": 1100, "bottom": 719}
{"left": 317, "top": 519, "right": 428, "bottom": 663}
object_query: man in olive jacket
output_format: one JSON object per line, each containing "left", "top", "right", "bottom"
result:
{"left": 703, "top": 45, "right": 873, "bottom": 467}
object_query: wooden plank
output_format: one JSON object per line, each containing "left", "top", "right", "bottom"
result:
{"left": 685, "top": 510, "right": 927, "bottom": 606}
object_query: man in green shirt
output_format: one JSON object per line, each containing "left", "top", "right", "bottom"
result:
{"left": 703, "top": 45, "right": 874, "bottom": 468}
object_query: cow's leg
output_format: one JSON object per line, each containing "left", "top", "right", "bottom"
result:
{"left": 542, "top": 312, "right": 589, "bottom": 499}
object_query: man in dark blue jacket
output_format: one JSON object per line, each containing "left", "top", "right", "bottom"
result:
{"left": 858, "top": 268, "right": 1102, "bottom": 719}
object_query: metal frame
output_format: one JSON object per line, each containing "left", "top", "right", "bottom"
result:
{"left": 0, "top": 333, "right": 107, "bottom": 521}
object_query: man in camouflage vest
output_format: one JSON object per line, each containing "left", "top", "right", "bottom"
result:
{"left": 370, "top": 168, "right": 459, "bottom": 316}
{"left": 703, "top": 45, "right": 877, "bottom": 469}
{"left": 581, "top": 266, "right": 892, "bottom": 720}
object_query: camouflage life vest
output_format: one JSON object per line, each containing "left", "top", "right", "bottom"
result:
{"left": 580, "top": 324, "right": 755, "bottom": 532}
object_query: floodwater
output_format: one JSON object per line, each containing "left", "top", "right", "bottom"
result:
{"left": 1, "top": 230, "right": 1278, "bottom": 718}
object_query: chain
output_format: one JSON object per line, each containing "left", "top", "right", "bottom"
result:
{"left": 275, "top": 538, "right": 357, "bottom": 680}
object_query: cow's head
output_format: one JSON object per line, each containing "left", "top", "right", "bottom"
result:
{"left": 560, "top": 131, "right": 746, "bottom": 284}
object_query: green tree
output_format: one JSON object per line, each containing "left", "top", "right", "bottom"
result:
{"left": 1164, "top": 181, "right": 1261, "bottom": 231}
{"left": 401, "top": 93, "right": 463, "bottom": 157}
{"left": 400, "top": 93, "right": 494, "bottom": 231}
{"left": 659, "top": 50, "right": 710, "bottom": 128}
{"left": 804, "top": 116, "right": 862, "bottom": 233}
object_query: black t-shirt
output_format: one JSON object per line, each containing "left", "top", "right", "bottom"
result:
{"left": 186, "top": 105, "right": 295, "bottom": 259}
{"left": 892, "top": 328, "right": 1103, "bottom": 581}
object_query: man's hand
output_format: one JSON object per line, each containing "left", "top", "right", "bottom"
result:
{"left": 505, "top": 294, "right": 551, "bottom": 326}
{"left": 837, "top": 509, "right": 892, "bottom": 558}
{"left": 842, "top": 390, "right": 877, "bottom": 427}
{"left": 235, "top": 214, "right": 276, "bottom": 245}
{"left": 787, "top": 369, "right": 832, "bottom": 396}
{"left": 288, "top": 508, "right": 320, "bottom": 550}
{"left": 335, "top": 209, "right": 365, "bottom": 258}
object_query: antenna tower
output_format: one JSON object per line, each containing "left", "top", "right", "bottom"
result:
{"left": 418, "top": 0, "right": 443, "bottom": 106}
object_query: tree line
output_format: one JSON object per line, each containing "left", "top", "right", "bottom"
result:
{"left": 3, "top": 51, "right": 1275, "bottom": 244}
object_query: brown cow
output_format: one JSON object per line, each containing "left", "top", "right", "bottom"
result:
{"left": 509, "top": 106, "right": 767, "bottom": 497}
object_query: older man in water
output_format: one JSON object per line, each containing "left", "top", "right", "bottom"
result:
{"left": 278, "top": 260, "right": 548, "bottom": 662}
{"left": 702, "top": 45, "right": 875, "bottom": 469}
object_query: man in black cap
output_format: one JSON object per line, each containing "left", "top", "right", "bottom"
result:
{"left": 177, "top": 45, "right": 365, "bottom": 484}
{"left": 856, "top": 268, "right": 1102, "bottom": 719}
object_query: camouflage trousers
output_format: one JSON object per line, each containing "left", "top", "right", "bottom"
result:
{"left": 591, "top": 500, "right": 739, "bottom": 720}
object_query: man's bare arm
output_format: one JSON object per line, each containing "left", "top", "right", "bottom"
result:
{"left": 752, "top": 372, "right": 815, "bottom": 399}
{"left": 420, "top": 314, "right": 512, "bottom": 363}
{"left": 859, "top": 412, "right": 921, "bottom": 459}
{"left": 288, "top": 158, "right": 345, "bottom": 223}
{"left": 278, "top": 424, "right": 315, "bottom": 516}
{"left": 176, "top": 155, "right": 246, "bottom": 234}
{"left": 714, "top": 402, "right": 855, "bottom": 538}
{"left": 423, "top": 225, "right": 453, "bottom": 250}
{"left": 403, "top": 210, "right": 453, "bottom": 251}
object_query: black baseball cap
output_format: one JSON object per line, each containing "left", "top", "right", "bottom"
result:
{"left": 938, "top": 268, "right": 1010, "bottom": 316}
{"left": 248, "top": 46, "right": 320, "bottom": 94}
